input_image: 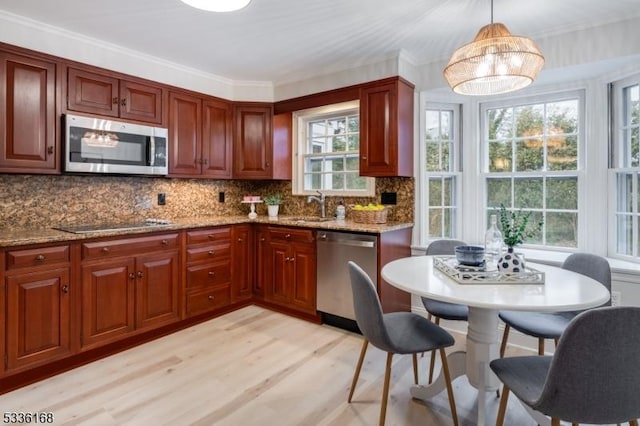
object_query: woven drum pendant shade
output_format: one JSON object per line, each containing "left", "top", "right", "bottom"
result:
{"left": 444, "top": 23, "right": 544, "bottom": 96}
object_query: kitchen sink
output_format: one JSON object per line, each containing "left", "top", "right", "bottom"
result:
{"left": 286, "top": 216, "right": 335, "bottom": 223}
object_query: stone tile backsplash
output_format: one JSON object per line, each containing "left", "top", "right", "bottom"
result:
{"left": 0, "top": 175, "right": 414, "bottom": 229}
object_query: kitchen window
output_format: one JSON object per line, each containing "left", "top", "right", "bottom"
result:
{"left": 292, "top": 101, "right": 374, "bottom": 196}
{"left": 421, "top": 103, "right": 462, "bottom": 241}
{"left": 481, "top": 91, "right": 584, "bottom": 248}
{"left": 610, "top": 74, "right": 640, "bottom": 259}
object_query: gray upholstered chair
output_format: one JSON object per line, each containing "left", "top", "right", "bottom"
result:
{"left": 498, "top": 253, "right": 611, "bottom": 357}
{"left": 347, "top": 261, "right": 459, "bottom": 426}
{"left": 421, "top": 239, "right": 469, "bottom": 382}
{"left": 490, "top": 306, "right": 640, "bottom": 426}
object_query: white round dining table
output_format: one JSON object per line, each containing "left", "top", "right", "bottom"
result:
{"left": 381, "top": 255, "right": 610, "bottom": 426}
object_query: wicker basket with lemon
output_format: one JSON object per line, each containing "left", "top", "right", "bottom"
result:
{"left": 349, "top": 203, "right": 388, "bottom": 224}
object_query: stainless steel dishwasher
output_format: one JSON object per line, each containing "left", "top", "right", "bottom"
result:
{"left": 317, "top": 231, "right": 377, "bottom": 326}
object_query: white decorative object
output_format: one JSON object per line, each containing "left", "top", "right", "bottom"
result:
{"left": 267, "top": 204, "right": 279, "bottom": 219}
{"left": 241, "top": 200, "right": 262, "bottom": 219}
{"left": 433, "top": 256, "right": 544, "bottom": 285}
{"left": 497, "top": 247, "right": 526, "bottom": 273}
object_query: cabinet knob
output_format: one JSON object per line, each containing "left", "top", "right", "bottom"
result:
{"left": 203, "top": 158, "right": 208, "bottom": 165}
{"left": 208, "top": 271, "right": 215, "bottom": 277}
{"left": 289, "top": 257, "right": 295, "bottom": 263}
{"left": 47, "top": 146, "right": 54, "bottom": 155}
{"left": 35, "top": 254, "right": 46, "bottom": 261}
{"left": 161, "top": 239, "right": 168, "bottom": 245}
{"left": 102, "top": 247, "right": 110, "bottom": 253}
{"left": 265, "top": 161, "right": 270, "bottom": 168}
{"left": 285, "top": 233, "right": 291, "bottom": 239}
{"left": 129, "top": 272, "right": 135, "bottom": 280}
{"left": 207, "top": 234, "right": 215, "bottom": 239}
{"left": 208, "top": 250, "right": 214, "bottom": 256}
{"left": 62, "top": 284, "right": 69, "bottom": 293}
{"left": 121, "top": 98, "right": 127, "bottom": 107}
{"left": 208, "top": 295, "right": 215, "bottom": 301}
{"left": 237, "top": 238, "right": 243, "bottom": 242}
{"left": 260, "top": 237, "right": 265, "bottom": 242}
{"left": 137, "top": 271, "right": 143, "bottom": 278}
{"left": 112, "top": 97, "right": 119, "bottom": 104}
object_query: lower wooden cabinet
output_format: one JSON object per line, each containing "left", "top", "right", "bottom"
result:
{"left": 185, "top": 227, "right": 232, "bottom": 317}
{"left": 264, "top": 227, "right": 317, "bottom": 315}
{"left": 79, "top": 234, "right": 180, "bottom": 350}
{"left": 4, "top": 245, "right": 71, "bottom": 372}
{"left": 231, "top": 224, "right": 253, "bottom": 302}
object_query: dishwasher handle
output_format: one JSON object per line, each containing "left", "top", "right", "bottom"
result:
{"left": 318, "top": 235, "right": 376, "bottom": 248}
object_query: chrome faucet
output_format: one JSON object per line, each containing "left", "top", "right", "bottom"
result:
{"left": 307, "top": 191, "right": 326, "bottom": 218}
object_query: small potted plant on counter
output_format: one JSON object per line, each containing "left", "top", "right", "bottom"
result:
{"left": 497, "top": 204, "right": 543, "bottom": 273}
{"left": 263, "top": 194, "right": 282, "bottom": 219}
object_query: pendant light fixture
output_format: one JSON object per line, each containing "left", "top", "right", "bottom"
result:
{"left": 180, "top": 0, "right": 251, "bottom": 12}
{"left": 443, "top": 0, "right": 544, "bottom": 96}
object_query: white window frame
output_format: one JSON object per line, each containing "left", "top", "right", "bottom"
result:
{"left": 417, "top": 96, "right": 463, "bottom": 246}
{"left": 480, "top": 90, "right": 586, "bottom": 249}
{"left": 609, "top": 74, "right": 640, "bottom": 261}
{"left": 291, "top": 101, "right": 375, "bottom": 196}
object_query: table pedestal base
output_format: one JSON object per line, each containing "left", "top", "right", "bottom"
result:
{"left": 410, "top": 307, "right": 500, "bottom": 426}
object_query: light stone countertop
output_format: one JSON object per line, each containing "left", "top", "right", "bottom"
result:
{"left": 0, "top": 215, "right": 413, "bottom": 247}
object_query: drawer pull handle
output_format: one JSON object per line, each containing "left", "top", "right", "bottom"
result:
{"left": 35, "top": 254, "right": 46, "bottom": 261}
{"left": 129, "top": 273, "right": 135, "bottom": 280}
{"left": 161, "top": 239, "right": 168, "bottom": 245}
{"left": 285, "top": 233, "right": 291, "bottom": 238}
{"left": 208, "top": 295, "right": 215, "bottom": 301}
{"left": 208, "top": 250, "right": 214, "bottom": 256}
{"left": 112, "top": 97, "right": 118, "bottom": 104}
{"left": 62, "top": 284, "right": 69, "bottom": 294}
{"left": 137, "top": 271, "right": 143, "bottom": 278}
{"left": 208, "top": 271, "right": 215, "bottom": 277}
{"left": 47, "top": 146, "right": 54, "bottom": 155}
{"left": 102, "top": 247, "right": 110, "bottom": 253}
{"left": 208, "top": 234, "right": 215, "bottom": 239}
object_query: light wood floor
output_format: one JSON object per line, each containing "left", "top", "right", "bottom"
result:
{"left": 0, "top": 306, "right": 538, "bottom": 425}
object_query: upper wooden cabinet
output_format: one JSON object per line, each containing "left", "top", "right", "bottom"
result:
{"left": 232, "top": 104, "right": 274, "bottom": 179}
{"left": 0, "top": 51, "right": 59, "bottom": 174}
{"left": 359, "top": 78, "right": 414, "bottom": 177}
{"left": 168, "top": 92, "right": 232, "bottom": 178}
{"left": 67, "top": 67, "right": 165, "bottom": 125}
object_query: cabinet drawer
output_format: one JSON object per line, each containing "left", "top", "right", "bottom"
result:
{"left": 6, "top": 245, "right": 70, "bottom": 270}
{"left": 186, "top": 243, "right": 231, "bottom": 263}
{"left": 82, "top": 233, "right": 179, "bottom": 260}
{"left": 269, "top": 227, "right": 315, "bottom": 244}
{"left": 186, "top": 285, "right": 230, "bottom": 316}
{"left": 186, "top": 261, "right": 231, "bottom": 288}
{"left": 187, "top": 227, "right": 231, "bottom": 245}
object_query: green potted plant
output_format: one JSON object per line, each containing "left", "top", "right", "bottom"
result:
{"left": 497, "top": 204, "right": 543, "bottom": 272}
{"left": 263, "top": 194, "right": 282, "bottom": 219}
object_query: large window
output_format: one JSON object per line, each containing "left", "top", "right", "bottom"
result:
{"left": 292, "top": 101, "right": 374, "bottom": 196}
{"left": 424, "top": 104, "right": 461, "bottom": 240}
{"left": 611, "top": 75, "right": 640, "bottom": 258}
{"left": 482, "top": 92, "right": 583, "bottom": 248}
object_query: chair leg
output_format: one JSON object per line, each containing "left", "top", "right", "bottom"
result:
{"left": 500, "top": 325, "right": 510, "bottom": 357}
{"left": 630, "top": 420, "right": 639, "bottom": 426}
{"left": 428, "top": 349, "right": 437, "bottom": 383}
{"left": 439, "top": 348, "right": 459, "bottom": 426}
{"left": 412, "top": 353, "right": 419, "bottom": 384}
{"left": 379, "top": 352, "right": 394, "bottom": 426}
{"left": 348, "top": 339, "right": 368, "bottom": 403}
{"left": 551, "top": 419, "right": 561, "bottom": 426}
{"left": 495, "top": 385, "right": 510, "bottom": 426}
{"left": 538, "top": 338, "right": 545, "bottom": 356}
{"left": 422, "top": 313, "right": 433, "bottom": 358}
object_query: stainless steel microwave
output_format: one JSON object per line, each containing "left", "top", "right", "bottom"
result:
{"left": 64, "top": 114, "right": 168, "bottom": 176}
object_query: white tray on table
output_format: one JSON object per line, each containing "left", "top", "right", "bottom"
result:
{"left": 433, "top": 256, "right": 545, "bottom": 285}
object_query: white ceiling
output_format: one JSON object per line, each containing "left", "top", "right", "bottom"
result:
{"left": 1, "top": 0, "right": 639, "bottom": 87}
